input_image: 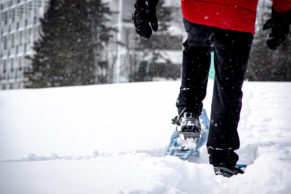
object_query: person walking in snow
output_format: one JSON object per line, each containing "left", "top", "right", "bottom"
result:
{"left": 133, "top": 0, "right": 291, "bottom": 177}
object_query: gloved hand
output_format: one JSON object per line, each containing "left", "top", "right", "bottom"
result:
{"left": 132, "top": 0, "right": 159, "bottom": 39}
{"left": 263, "top": 10, "right": 291, "bottom": 50}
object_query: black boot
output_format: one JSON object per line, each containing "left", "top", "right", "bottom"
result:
{"left": 172, "top": 111, "right": 201, "bottom": 139}
{"left": 208, "top": 147, "right": 244, "bottom": 177}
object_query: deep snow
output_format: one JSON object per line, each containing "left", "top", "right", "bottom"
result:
{"left": 0, "top": 81, "right": 291, "bottom": 194}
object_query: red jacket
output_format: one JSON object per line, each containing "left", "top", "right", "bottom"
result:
{"left": 181, "top": 0, "right": 291, "bottom": 34}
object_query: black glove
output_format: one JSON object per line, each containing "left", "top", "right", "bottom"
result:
{"left": 263, "top": 10, "right": 291, "bottom": 50}
{"left": 132, "top": 0, "right": 159, "bottom": 39}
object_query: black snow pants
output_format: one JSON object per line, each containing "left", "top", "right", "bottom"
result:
{"left": 176, "top": 18, "right": 253, "bottom": 167}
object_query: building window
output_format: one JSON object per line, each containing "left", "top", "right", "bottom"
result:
{"left": 24, "top": 30, "right": 28, "bottom": 42}
{"left": 28, "top": 29, "right": 32, "bottom": 43}
{"left": 18, "top": 32, "right": 22, "bottom": 45}
{"left": 19, "top": 5, "right": 24, "bottom": 15}
{"left": 11, "top": 34, "right": 15, "bottom": 47}
{"left": 4, "top": 37, "right": 7, "bottom": 49}
{"left": 4, "top": 13, "right": 8, "bottom": 24}
{"left": 11, "top": 59, "right": 14, "bottom": 70}
{"left": 28, "top": 2, "right": 32, "bottom": 10}
{"left": 3, "top": 60, "right": 7, "bottom": 73}
{"left": 34, "top": 16, "right": 37, "bottom": 24}
{"left": 19, "top": 57, "right": 22, "bottom": 66}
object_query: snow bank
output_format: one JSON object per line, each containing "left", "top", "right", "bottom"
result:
{"left": 0, "top": 81, "right": 291, "bottom": 194}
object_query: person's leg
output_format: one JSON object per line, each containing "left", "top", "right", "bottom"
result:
{"left": 176, "top": 19, "right": 212, "bottom": 116}
{"left": 176, "top": 41, "right": 211, "bottom": 116}
{"left": 207, "top": 29, "right": 253, "bottom": 168}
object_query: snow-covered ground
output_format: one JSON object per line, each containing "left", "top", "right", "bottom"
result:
{"left": 0, "top": 80, "right": 291, "bottom": 194}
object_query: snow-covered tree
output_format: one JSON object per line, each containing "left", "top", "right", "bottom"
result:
{"left": 25, "top": 0, "right": 113, "bottom": 88}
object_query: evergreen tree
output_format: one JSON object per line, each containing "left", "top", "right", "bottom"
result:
{"left": 246, "top": 0, "right": 291, "bottom": 81}
{"left": 25, "top": 0, "right": 113, "bottom": 88}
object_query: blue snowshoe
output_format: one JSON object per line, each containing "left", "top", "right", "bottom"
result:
{"left": 166, "top": 109, "right": 209, "bottom": 160}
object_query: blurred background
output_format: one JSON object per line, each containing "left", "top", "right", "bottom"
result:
{"left": 0, "top": 0, "right": 290, "bottom": 90}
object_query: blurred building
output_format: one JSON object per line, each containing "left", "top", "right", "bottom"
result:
{"left": 0, "top": 0, "right": 183, "bottom": 89}
{"left": 0, "top": 0, "right": 49, "bottom": 90}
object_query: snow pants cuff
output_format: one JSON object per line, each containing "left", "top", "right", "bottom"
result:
{"left": 207, "top": 147, "right": 239, "bottom": 168}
